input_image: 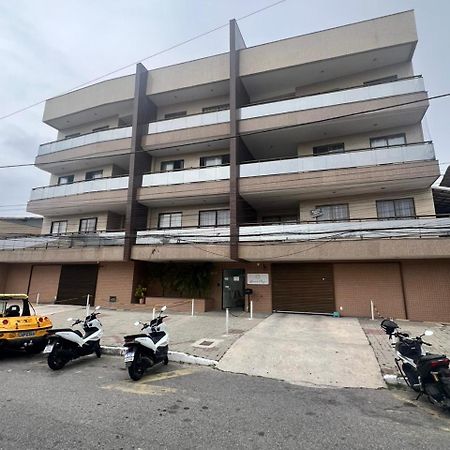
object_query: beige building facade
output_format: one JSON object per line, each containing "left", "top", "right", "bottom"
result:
{"left": 1, "top": 11, "right": 449, "bottom": 322}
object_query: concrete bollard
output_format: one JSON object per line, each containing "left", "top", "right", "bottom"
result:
{"left": 191, "top": 299, "right": 195, "bottom": 316}
{"left": 36, "top": 293, "right": 40, "bottom": 306}
{"left": 225, "top": 308, "right": 229, "bottom": 335}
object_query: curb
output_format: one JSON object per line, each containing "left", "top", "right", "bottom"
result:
{"left": 100, "top": 345, "right": 218, "bottom": 367}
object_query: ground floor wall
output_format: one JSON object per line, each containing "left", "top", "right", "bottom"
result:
{"left": 0, "top": 259, "right": 448, "bottom": 323}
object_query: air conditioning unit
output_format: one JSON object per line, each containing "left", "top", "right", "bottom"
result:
{"left": 310, "top": 208, "right": 323, "bottom": 218}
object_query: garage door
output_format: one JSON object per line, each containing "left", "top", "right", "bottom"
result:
{"left": 272, "top": 263, "right": 335, "bottom": 313}
{"left": 56, "top": 265, "right": 98, "bottom": 306}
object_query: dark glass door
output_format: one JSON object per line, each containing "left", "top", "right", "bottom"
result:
{"left": 222, "top": 269, "right": 245, "bottom": 309}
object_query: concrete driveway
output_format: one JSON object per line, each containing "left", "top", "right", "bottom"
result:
{"left": 217, "top": 314, "right": 385, "bottom": 389}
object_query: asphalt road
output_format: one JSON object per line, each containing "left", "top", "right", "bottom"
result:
{"left": 0, "top": 352, "right": 449, "bottom": 450}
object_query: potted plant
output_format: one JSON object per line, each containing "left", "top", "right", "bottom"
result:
{"left": 135, "top": 284, "right": 147, "bottom": 304}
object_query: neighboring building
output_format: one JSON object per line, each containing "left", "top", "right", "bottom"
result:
{"left": 1, "top": 11, "right": 449, "bottom": 320}
{"left": 433, "top": 166, "right": 450, "bottom": 215}
{"left": 0, "top": 217, "right": 42, "bottom": 236}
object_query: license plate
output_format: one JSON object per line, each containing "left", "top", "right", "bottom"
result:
{"left": 124, "top": 350, "right": 135, "bottom": 363}
{"left": 19, "top": 331, "right": 35, "bottom": 337}
{"left": 43, "top": 343, "right": 54, "bottom": 354}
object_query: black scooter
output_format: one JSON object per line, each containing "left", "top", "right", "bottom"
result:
{"left": 381, "top": 319, "right": 450, "bottom": 409}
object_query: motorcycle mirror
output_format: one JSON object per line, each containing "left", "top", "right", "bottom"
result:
{"left": 134, "top": 321, "right": 140, "bottom": 326}
{"left": 161, "top": 305, "right": 167, "bottom": 312}
{"left": 424, "top": 330, "right": 434, "bottom": 336}
{"left": 67, "top": 317, "right": 73, "bottom": 321}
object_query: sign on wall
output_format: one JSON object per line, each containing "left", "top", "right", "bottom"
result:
{"left": 247, "top": 273, "right": 269, "bottom": 285}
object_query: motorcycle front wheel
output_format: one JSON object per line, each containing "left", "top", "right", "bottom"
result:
{"left": 128, "top": 350, "right": 145, "bottom": 381}
{"left": 47, "top": 348, "right": 67, "bottom": 370}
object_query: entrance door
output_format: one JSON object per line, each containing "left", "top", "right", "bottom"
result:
{"left": 56, "top": 264, "right": 98, "bottom": 306}
{"left": 222, "top": 269, "right": 245, "bottom": 309}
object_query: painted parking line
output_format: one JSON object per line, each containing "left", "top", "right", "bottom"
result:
{"left": 101, "top": 366, "right": 198, "bottom": 396}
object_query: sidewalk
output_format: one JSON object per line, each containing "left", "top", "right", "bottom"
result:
{"left": 35, "top": 304, "right": 265, "bottom": 361}
{"left": 359, "top": 318, "right": 450, "bottom": 376}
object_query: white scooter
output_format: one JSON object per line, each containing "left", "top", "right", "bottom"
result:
{"left": 44, "top": 306, "right": 103, "bottom": 370}
{"left": 123, "top": 306, "right": 169, "bottom": 381}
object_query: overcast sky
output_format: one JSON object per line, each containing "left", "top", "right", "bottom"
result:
{"left": 0, "top": 0, "right": 449, "bottom": 217}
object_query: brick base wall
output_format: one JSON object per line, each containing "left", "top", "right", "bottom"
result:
{"left": 334, "top": 263, "right": 406, "bottom": 319}
{"left": 0, "top": 264, "right": 7, "bottom": 292}
{"left": 95, "top": 262, "right": 136, "bottom": 308}
{"left": 28, "top": 265, "right": 62, "bottom": 304}
{"left": 402, "top": 260, "right": 450, "bottom": 322}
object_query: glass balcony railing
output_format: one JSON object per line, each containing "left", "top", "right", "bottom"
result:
{"left": 240, "top": 142, "right": 435, "bottom": 178}
{"left": 142, "top": 165, "right": 229, "bottom": 187}
{"left": 147, "top": 110, "right": 230, "bottom": 135}
{"left": 30, "top": 176, "right": 129, "bottom": 201}
{"left": 38, "top": 126, "right": 132, "bottom": 156}
{"left": 239, "top": 77, "right": 425, "bottom": 120}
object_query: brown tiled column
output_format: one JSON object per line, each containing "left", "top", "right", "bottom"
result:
{"left": 229, "top": 19, "right": 250, "bottom": 261}
{"left": 124, "top": 63, "right": 157, "bottom": 261}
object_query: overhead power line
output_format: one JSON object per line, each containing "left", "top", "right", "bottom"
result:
{"left": 0, "top": 0, "right": 288, "bottom": 122}
{"left": 0, "top": 92, "right": 448, "bottom": 171}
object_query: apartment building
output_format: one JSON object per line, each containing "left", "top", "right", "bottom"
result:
{"left": 1, "top": 10, "right": 449, "bottom": 322}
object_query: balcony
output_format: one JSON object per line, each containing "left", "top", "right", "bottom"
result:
{"left": 240, "top": 142, "right": 435, "bottom": 178}
{"left": 38, "top": 127, "right": 132, "bottom": 156}
{"left": 30, "top": 176, "right": 129, "bottom": 201}
{"left": 27, "top": 176, "right": 129, "bottom": 215}
{"left": 240, "top": 77, "right": 425, "bottom": 121}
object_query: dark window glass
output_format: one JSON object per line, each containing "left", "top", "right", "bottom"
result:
{"left": 79, "top": 217, "right": 97, "bottom": 233}
{"left": 376, "top": 198, "right": 416, "bottom": 219}
{"left": 202, "top": 104, "right": 230, "bottom": 113}
{"left": 200, "top": 154, "right": 230, "bottom": 167}
{"left": 313, "top": 143, "right": 344, "bottom": 156}
{"left": 92, "top": 125, "right": 110, "bottom": 132}
{"left": 50, "top": 221, "right": 67, "bottom": 235}
{"left": 158, "top": 212, "right": 182, "bottom": 229}
{"left": 85, "top": 170, "right": 103, "bottom": 181}
{"left": 58, "top": 175, "right": 74, "bottom": 185}
{"left": 164, "top": 111, "right": 187, "bottom": 120}
{"left": 262, "top": 215, "right": 298, "bottom": 224}
{"left": 160, "top": 160, "right": 184, "bottom": 172}
{"left": 199, "top": 210, "right": 230, "bottom": 227}
{"left": 363, "top": 75, "right": 398, "bottom": 86}
{"left": 370, "top": 134, "right": 406, "bottom": 148}
{"left": 315, "top": 204, "right": 350, "bottom": 222}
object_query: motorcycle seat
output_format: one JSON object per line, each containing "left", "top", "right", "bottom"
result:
{"left": 124, "top": 334, "right": 148, "bottom": 340}
{"left": 418, "top": 354, "right": 447, "bottom": 364}
{"left": 50, "top": 329, "right": 82, "bottom": 337}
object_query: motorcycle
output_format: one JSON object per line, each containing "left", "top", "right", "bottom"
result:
{"left": 123, "top": 305, "right": 169, "bottom": 381}
{"left": 44, "top": 306, "right": 103, "bottom": 370}
{"left": 381, "top": 318, "right": 450, "bottom": 409}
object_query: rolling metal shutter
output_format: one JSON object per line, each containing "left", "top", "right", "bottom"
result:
{"left": 56, "top": 264, "right": 98, "bottom": 305}
{"left": 272, "top": 263, "right": 335, "bottom": 313}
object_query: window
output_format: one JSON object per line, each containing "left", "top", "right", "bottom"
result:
{"left": 199, "top": 210, "right": 230, "bottom": 227}
{"left": 315, "top": 204, "right": 350, "bottom": 222}
{"left": 164, "top": 111, "right": 187, "bottom": 120}
{"left": 79, "top": 217, "right": 97, "bottom": 233}
{"left": 85, "top": 170, "right": 103, "bottom": 181}
{"left": 376, "top": 198, "right": 416, "bottom": 219}
{"left": 313, "top": 143, "right": 344, "bottom": 156}
{"left": 363, "top": 75, "right": 398, "bottom": 86}
{"left": 370, "top": 134, "right": 406, "bottom": 148}
{"left": 158, "top": 212, "right": 182, "bottom": 229}
{"left": 65, "top": 132, "right": 80, "bottom": 139}
{"left": 200, "top": 154, "right": 230, "bottom": 167}
{"left": 58, "top": 175, "right": 74, "bottom": 185}
{"left": 160, "top": 160, "right": 184, "bottom": 172}
{"left": 262, "top": 215, "right": 298, "bottom": 224}
{"left": 202, "top": 104, "right": 229, "bottom": 113}
{"left": 92, "top": 125, "right": 110, "bottom": 132}
{"left": 50, "top": 220, "right": 67, "bottom": 235}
